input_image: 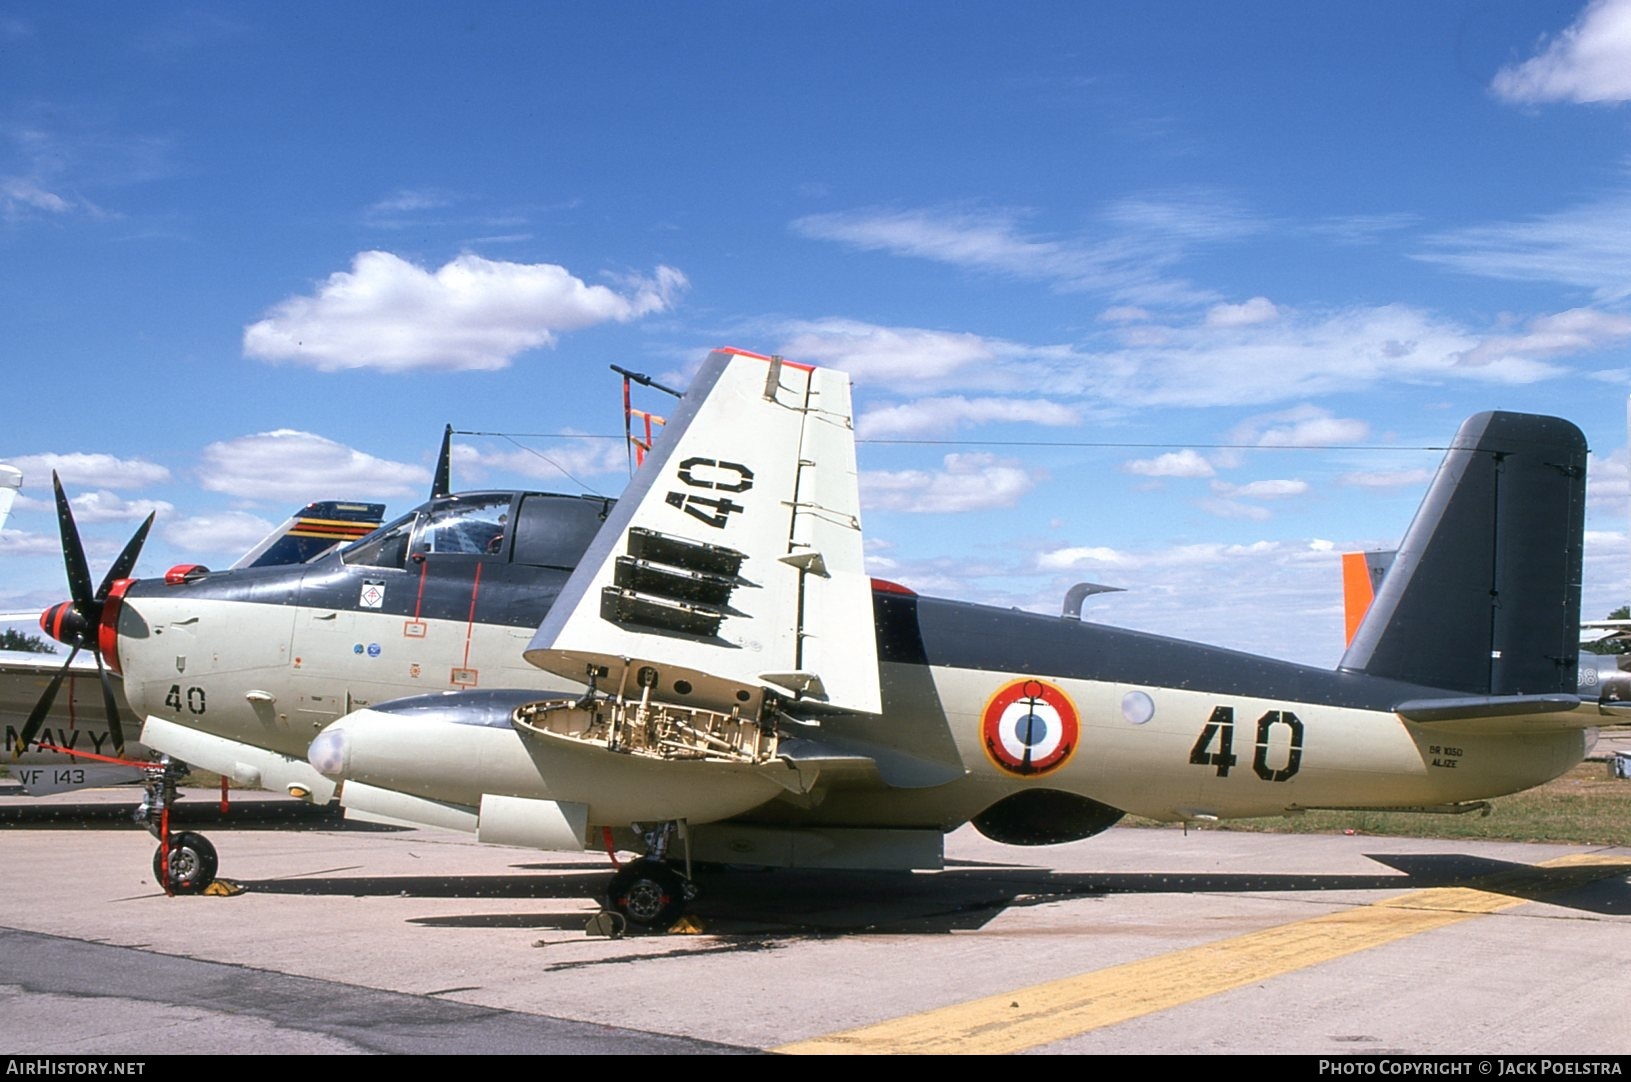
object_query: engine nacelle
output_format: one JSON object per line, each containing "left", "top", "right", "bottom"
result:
{"left": 971, "top": 789, "right": 1125, "bottom": 846}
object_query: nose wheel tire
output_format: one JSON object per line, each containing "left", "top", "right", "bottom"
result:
{"left": 154, "top": 831, "right": 218, "bottom": 895}
{"left": 606, "top": 859, "right": 689, "bottom": 929}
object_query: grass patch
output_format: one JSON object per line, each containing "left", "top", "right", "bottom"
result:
{"left": 1125, "top": 761, "right": 1631, "bottom": 846}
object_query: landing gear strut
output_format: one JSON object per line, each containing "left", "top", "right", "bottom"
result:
{"left": 138, "top": 756, "right": 218, "bottom": 896}
{"left": 602, "top": 821, "right": 698, "bottom": 931}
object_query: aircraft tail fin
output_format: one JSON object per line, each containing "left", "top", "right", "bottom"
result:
{"left": 229, "top": 500, "right": 387, "bottom": 569}
{"left": 1339, "top": 412, "right": 1586, "bottom": 696}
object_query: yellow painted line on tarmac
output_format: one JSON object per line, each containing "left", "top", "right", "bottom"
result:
{"left": 775, "top": 852, "right": 1630, "bottom": 1056}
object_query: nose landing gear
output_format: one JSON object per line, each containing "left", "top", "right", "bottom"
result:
{"left": 153, "top": 830, "right": 218, "bottom": 894}
{"left": 139, "top": 757, "right": 219, "bottom": 896}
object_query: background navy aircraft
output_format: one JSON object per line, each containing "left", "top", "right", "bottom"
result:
{"left": 26, "top": 348, "right": 1621, "bottom": 930}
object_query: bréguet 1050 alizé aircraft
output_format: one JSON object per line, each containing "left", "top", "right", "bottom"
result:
{"left": 28, "top": 347, "right": 1616, "bottom": 928}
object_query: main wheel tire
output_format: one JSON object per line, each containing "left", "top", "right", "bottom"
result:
{"left": 605, "top": 859, "right": 687, "bottom": 929}
{"left": 154, "top": 831, "right": 218, "bottom": 894}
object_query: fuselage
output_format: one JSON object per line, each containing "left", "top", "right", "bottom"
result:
{"left": 108, "top": 493, "right": 1594, "bottom": 840}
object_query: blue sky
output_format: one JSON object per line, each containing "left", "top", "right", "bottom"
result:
{"left": 6, "top": 1, "right": 1631, "bottom": 665}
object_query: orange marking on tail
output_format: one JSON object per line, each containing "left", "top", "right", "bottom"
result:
{"left": 1342, "top": 551, "right": 1376, "bottom": 646}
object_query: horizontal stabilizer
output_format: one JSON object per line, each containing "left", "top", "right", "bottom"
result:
{"left": 1395, "top": 694, "right": 1579, "bottom": 722}
{"left": 1394, "top": 694, "right": 1598, "bottom": 735}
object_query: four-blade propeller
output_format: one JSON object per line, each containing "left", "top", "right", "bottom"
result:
{"left": 14, "top": 472, "right": 152, "bottom": 758}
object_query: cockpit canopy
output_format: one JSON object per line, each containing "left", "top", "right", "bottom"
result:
{"left": 341, "top": 492, "right": 612, "bottom": 571}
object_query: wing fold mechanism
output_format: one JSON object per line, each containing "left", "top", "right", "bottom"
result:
{"left": 513, "top": 695, "right": 780, "bottom": 768}
{"left": 520, "top": 348, "right": 883, "bottom": 801}
{"left": 525, "top": 349, "right": 879, "bottom": 717}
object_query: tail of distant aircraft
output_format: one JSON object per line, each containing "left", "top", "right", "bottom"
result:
{"left": 229, "top": 500, "right": 387, "bottom": 570}
{"left": 1340, "top": 549, "right": 1393, "bottom": 646}
{"left": 0, "top": 465, "right": 20, "bottom": 533}
{"left": 1339, "top": 412, "right": 1586, "bottom": 696}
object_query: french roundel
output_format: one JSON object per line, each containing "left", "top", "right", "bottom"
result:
{"left": 981, "top": 678, "right": 1080, "bottom": 777}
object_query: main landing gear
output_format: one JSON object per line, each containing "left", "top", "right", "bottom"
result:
{"left": 606, "top": 859, "right": 690, "bottom": 929}
{"left": 138, "top": 756, "right": 219, "bottom": 896}
{"left": 601, "top": 821, "right": 698, "bottom": 932}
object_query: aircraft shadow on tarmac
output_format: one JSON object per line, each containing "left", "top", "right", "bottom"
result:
{"left": 0, "top": 797, "right": 356, "bottom": 831}
{"left": 235, "top": 851, "right": 1631, "bottom": 937}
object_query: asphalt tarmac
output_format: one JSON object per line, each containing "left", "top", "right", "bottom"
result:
{"left": 1, "top": 787, "right": 1628, "bottom": 1055}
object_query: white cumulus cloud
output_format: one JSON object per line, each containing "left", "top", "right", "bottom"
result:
{"left": 1205, "top": 296, "right": 1279, "bottom": 327}
{"left": 1036, "top": 545, "right": 1132, "bottom": 571}
{"left": 1123, "top": 449, "right": 1215, "bottom": 478}
{"left": 1230, "top": 405, "right": 1371, "bottom": 447}
{"left": 1211, "top": 478, "right": 1309, "bottom": 499}
{"left": 9, "top": 453, "right": 171, "bottom": 489}
{"left": 1338, "top": 468, "right": 1435, "bottom": 488}
{"left": 856, "top": 396, "right": 1078, "bottom": 439}
{"left": 199, "top": 430, "right": 429, "bottom": 503}
{"left": 1456, "top": 306, "right": 1631, "bottom": 367}
{"left": 161, "top": 511, "right": 278, "bottom": 557}
{"left": 0, "top": 530, "right": 66, "bottom": 557}
{"left": 861, "top": 453, "right": 1039, "bottom": 513}
{"left": 1492, "top": 0, "right": 1631, "bottom": 105}
{"left": 243, "top": 251, "right": 687, "bottom": 372}
{"left": 56, "top": 490, "right": 173, "bottom": 524}
{"left": 776, "top": 318, "right": 1004, "bottom": 386}
{"left": 1588, "top": 446, "right": 1631, "bottom": 509}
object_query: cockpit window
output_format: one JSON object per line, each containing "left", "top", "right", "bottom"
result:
{"left": 511, "top": 495, "right": 610, "bottom": 568}
{"left": 340, "top": 511, "right": 417, "bottom": 569}
{"left": 414, "top": 494, "right": 513, "bottom": 557}
{"left": 340, "top": 492, "right": 606, "bottom": 569}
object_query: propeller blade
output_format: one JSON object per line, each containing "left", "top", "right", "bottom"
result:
{"left": 52, "top": 473, "right": 96, "bottom": 613}
{"left": 93, "top": 649, "right": 125, "bottom": 755}
{"left": 97, "top": 511, "right": 155, "bottom": 601}
{"left": 14, "top": 646, "right": 81, "bottom": 756}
